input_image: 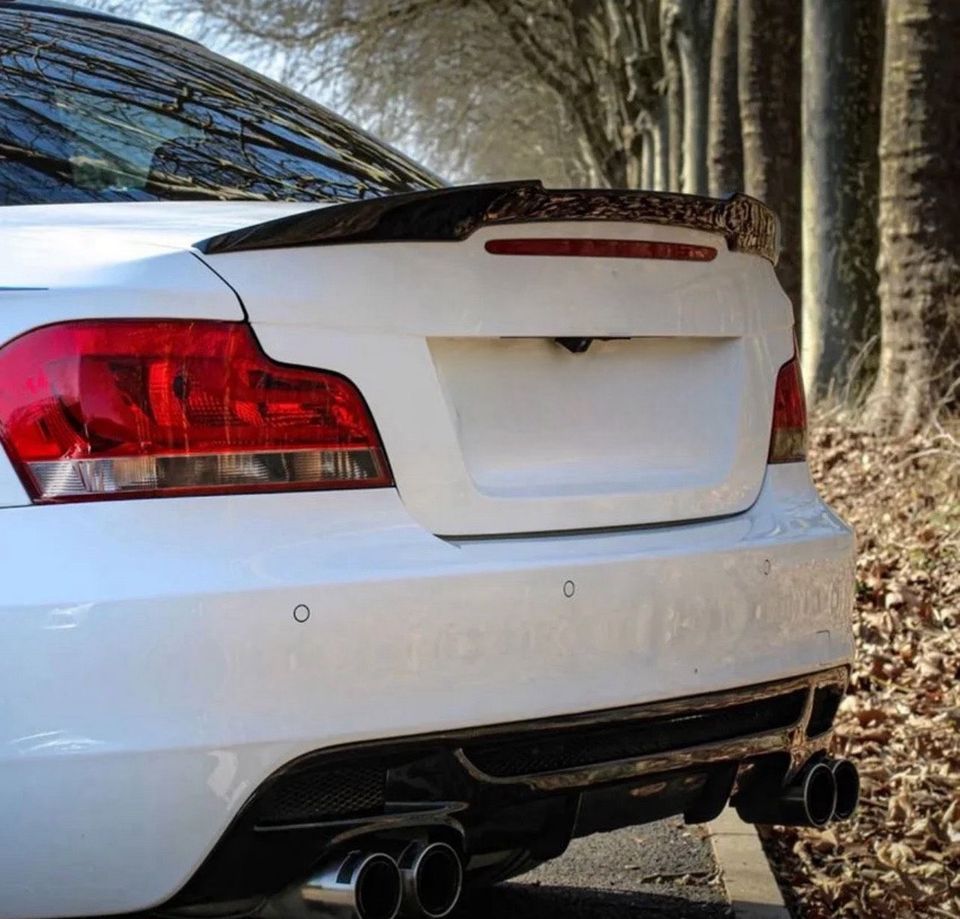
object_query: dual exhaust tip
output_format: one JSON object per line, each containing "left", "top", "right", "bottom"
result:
{"left": 301, "top": 841, "right": 463, "bottom": 919}
{"left": 737, "top": 756, "right": 860, "bottom": 828}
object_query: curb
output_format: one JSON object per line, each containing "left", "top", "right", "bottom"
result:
{"left": 707, "top": 808, "right": 790, "bottom": 919}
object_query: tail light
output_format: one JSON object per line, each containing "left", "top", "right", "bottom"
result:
{"left": 484, "top": 238, "right": 717, "bottom": 261}
{"left": 0, "top": 320, "right": 392, "bottom": 502}
{"left": 768, "top": 348, "right": 807, "bottom": 464}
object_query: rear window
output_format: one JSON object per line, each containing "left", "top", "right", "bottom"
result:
{"left": 0, "top": 8, "right": 440, "bottom": 206}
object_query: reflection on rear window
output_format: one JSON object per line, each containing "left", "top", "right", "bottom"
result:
{"left": 0, "top": 9, "right": 440, "bottom": 206}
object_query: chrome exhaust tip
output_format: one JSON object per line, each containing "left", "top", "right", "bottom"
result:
{"left": 301, "top": 851, "right": 402, "bottom": 919}
{"left": 829, "top": 757, "right": 860, "bottom": 821}
{"left": 736, "top": 759, "right": 837, "bottom": 828}
{"left": 396, "top": 842, "right": 463, "bottom": 919}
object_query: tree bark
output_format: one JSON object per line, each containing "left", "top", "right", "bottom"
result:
{"left": 660, "top": 0, "right": 684, "bottom": 191}
{"left": 738, "top": 0, "right": 802, "bottom": 328}
{"left": 707, "top": 0, "right": 742, "bottom": 196}
{"left": 866, "top": 0, "right": 960, "bottom": 432}
{"left": 676, "top": 0, "right": 716, "bottom": 195}
{"left": 652, "top": 101, "right": 669, "bottom": 191}
{"left": 640, "top": 130, "right": 654, "bottom": 189}
{"left": 801, "top": 0, "right": 883, "bottom": 401}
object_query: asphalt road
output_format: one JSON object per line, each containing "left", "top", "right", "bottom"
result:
{"left": 452, "top": 818, "right": 732, "bottom": 919}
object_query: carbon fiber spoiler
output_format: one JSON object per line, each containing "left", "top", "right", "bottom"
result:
{"left": 195, "top": 180, "right": 780, "bottom": 263}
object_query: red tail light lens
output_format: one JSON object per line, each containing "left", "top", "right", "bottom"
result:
{"left": 768, "top": 351, "right": 807, "bottom": 464}
{"left": 0, "top": 320, "right": 392, "bottom": 502}
{"left": 484, "top": 239, "right": 717, "bottom": 261}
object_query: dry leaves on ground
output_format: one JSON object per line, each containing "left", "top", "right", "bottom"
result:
{"left": 760, "top": 420, "right": 960, "bottom": 918}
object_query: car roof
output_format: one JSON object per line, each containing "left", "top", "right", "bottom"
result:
{"left": 0, "top": 0, "right": 200, "bottom": 43}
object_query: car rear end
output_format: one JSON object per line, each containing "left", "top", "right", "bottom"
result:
{"left": 0, "top": 185, "right": 855, "bottom": 919}
{"left": 0, "top": 5, "right": 855, "bottom": 917}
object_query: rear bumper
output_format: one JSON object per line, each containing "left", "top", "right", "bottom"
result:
{"left": 171, "top": 666, "right": 848, "bottom": 908}
{"left": 0, "top": 463, "right": 854, "bottom": 918}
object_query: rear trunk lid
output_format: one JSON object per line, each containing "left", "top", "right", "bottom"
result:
{"left": 196, "top": 182, "right": 795, "bottom": 536}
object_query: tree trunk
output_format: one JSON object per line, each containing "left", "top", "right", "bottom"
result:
{"left": 707, "top": 0, "right": 742, "bottom": 196}
{"left": 801, "top": 0, "right": 883, "bottom": 401}
{"left": 738, "top": 0, "right": 802, "bottom": 328}
{"left": 676, "top": 0, "right": 716, "bottom": 195}
{"left": 652, "top": 101, "right": 669, "bottom": 191}
{"left": 640, "top": 130, "right": 655, "bottom": 189}
{"left": 660, "top": 0, "right": 684, "bottom": 191}
{"left": 621, "top": 129, "right": 643, "bottom": 189}
{"left": 866, "top": 0, "right": 960, "bottom": 432}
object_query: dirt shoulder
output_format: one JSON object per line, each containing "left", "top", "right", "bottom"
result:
{"left": 761, "top": 420, "right": 960, "bottom": 918}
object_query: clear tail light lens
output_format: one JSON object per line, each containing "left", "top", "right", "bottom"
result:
{"left": 0, "top": 320, "right": 392, "bottom": 502}
{"left": 768, "top": 348, "right": 807, "bottom": 464}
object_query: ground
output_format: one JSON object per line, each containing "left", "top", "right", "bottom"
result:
{"left": 456, "top": 819, "right": 730, "bottom": 918}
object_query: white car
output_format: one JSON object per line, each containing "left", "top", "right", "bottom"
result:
{"left": 0, "top": 3, "right": 858, "bottom": 918}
